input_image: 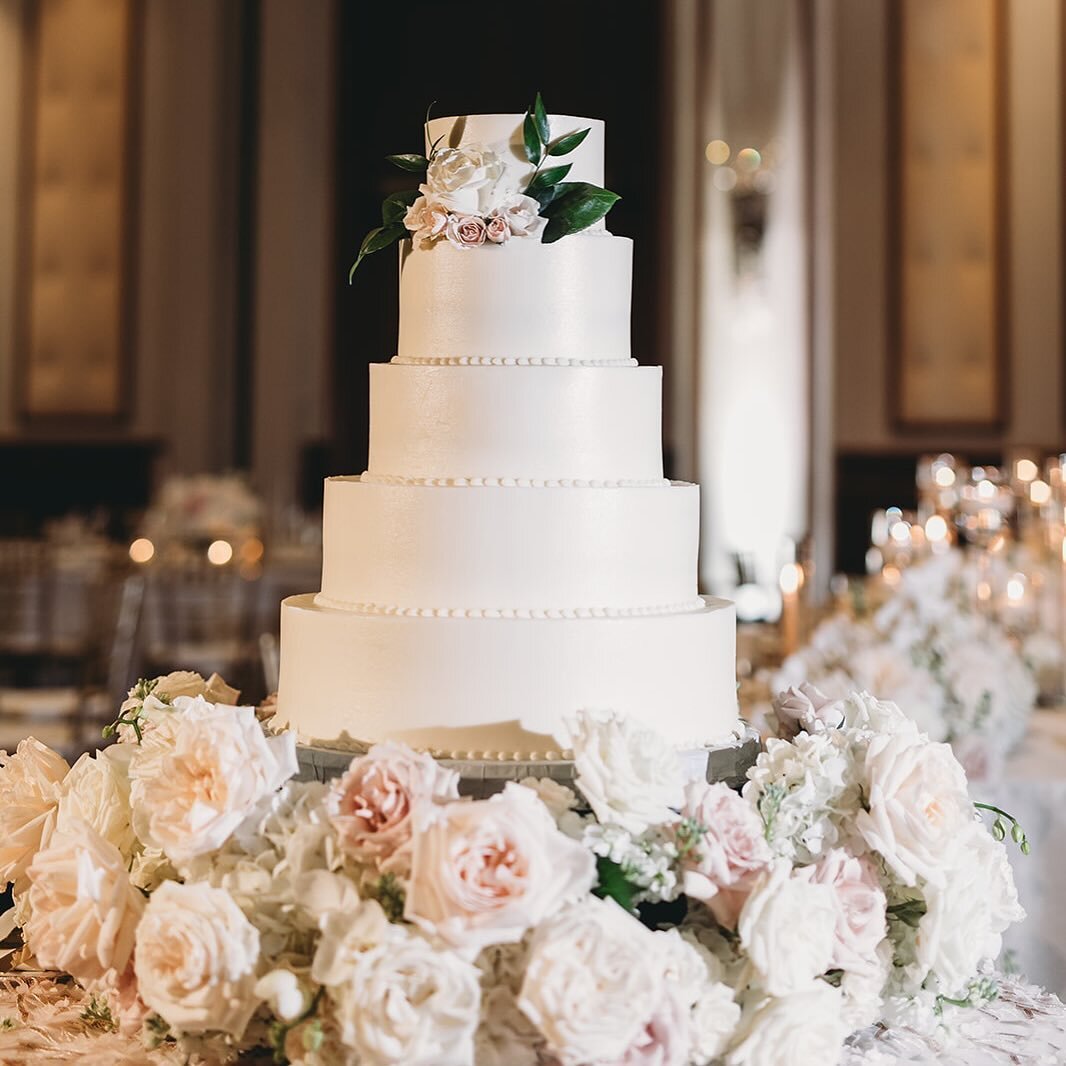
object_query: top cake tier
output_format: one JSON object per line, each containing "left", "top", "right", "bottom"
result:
{"left": 425, "top": 113, "right": 605, "bottom": 191}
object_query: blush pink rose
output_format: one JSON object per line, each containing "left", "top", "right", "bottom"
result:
{"left": 618, "top": 989, "right": 690, "bottom": 1066}
{"left": 678, "top": 781, "right": 772, "bottom": 929}
{"left": 796, "top": 849, "right": 887, "bottom": 977}
{"left": 405, "top": 783, "right": 595, "bottom": 953}
{"left": 772, "top": 683, "right": 845, "bottom": 740}
{"left": 447, "top": 214, "right": 487, "bottom": 248}
{"left": 326, "top": 742, "right": 459, "bottom": 874}
{"left": 485, "top": 214, "right": 510, "bottom": 244}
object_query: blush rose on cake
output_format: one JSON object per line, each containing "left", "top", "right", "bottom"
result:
{"left": 0, "top": 673, "right": 1029, "bottom": 1065}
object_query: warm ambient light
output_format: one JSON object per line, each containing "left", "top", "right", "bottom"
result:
{"left": 934, "top": 466, "right": 956, "bottom": 488}
{"left": 1006, "top": 575, "right": 1026, "bottom": 604}
{"left": 1016, "top": 458, "right": 1038, "bottom": 483}
{"left": 882, "top": 565, "right": 901, "bottom": 587}
{"left": 129, "top": 538, "right": 154, "bottom": 564}
{"left": 778, "top": 562, "right": 803, "bottom": 595}
{"left": 1030, "top": 480, "right": 1051, "bottom": 505}
{"left": 925, "top": 514, "right": 948, "bottom": 543}
{"left": 976, "top": 479, "right": 996, "bottom": 501}
{"left": 736, "top": 146, "right": 762, "bottom": 171}
{"left": 705, "top": 139, "right": 730, "bottom": 165}
{"left": 207, "top": 539, "right": 234, "bottom": 566}
{"left": 239, "top": 537, "right": 265, "bottom": 564}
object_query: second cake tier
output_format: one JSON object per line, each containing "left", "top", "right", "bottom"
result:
{"left": 317, "top": 475, "right": 701, "bottom": 614}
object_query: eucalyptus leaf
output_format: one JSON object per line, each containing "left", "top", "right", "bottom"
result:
{"left": 541, "top": 182, "right": 621, "bottom": 243}
{"left": 533, "top": 92, "right": 550, "bottom": 146}
{"left": 348, "top": 223, "right": 407, "bottom": 282}
{"left": 526, "top": 163, "right": 572, "bottom": 194}
{"left": 381, "top": 189, "right": 419, "bottom": 226}
{"left": 523, "top": 112, "right": 542, "bottom": 164}
{"left": 548, "top": 127, "right": 591, "bottom": 157}
{"left": 386, "top": 153, "right": 429, "bottom": 173}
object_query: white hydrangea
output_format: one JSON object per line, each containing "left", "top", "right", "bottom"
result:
{"left": 582, "top": 822, "right": 682, "bottom": 904}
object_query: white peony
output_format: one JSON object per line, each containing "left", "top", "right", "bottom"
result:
{"left": 128, "top": 696, "right": 297, "bottom": 863}
{"left": 725, "top": 981, "right": 847, "bottom": 1066}
{"left": 422, "top": 145, "right": 506, "bottom": 215}
{"left": 24, "top": 819, "right": 145, "bottom": 988}
{"left": 518, "top": 896, "right": 683, "bottom": 1066}
{"left": 915, "top": 821, "right": 1025, "bottom": 995}
{"left": 134, "top": 880, "right": 260, "bottom": 1036}
{"left": 568, "top": 710, "right": 684, "bottom": 835}
{"left": 855, "top": 731, "right": 972, "bottom": 887}
{"left": 494, "top": 193, "right": 547, "bottom": 239}
{"left": 405, "top": 782, "right": 595, "bottom": 952}
{"left": 0, "top": 737, "right": 69, "bottom": 892}
{"left": 329, "top": 929, "right": 482, "bottom": 1066}
{"left": 737, "top": 859, "right": 838, "bottom": 996}
{"left": 55, "top": 747, "right": 137, "bottom": 859}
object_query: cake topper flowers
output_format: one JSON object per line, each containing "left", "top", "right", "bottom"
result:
{"left": 349, "top": 93, "right": 621, "bottom": 279}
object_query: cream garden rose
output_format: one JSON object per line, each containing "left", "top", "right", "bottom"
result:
{"left": 495, "top": 193, "right": 547, "bottom": 238}
{"left": 403, "top": 195, "right": 450, "bottom": 247}
{"left": 330, "top": 931, "right": 481, "bottom": 1066}
{"left": 569, "top": 709, "right": 684, "bottom": 835}
{"left": 518, "top": 897, "right": 682, "bottom": 1066}
{"left": 679, "top": 781, "right": 772, "bottom": 928}
{"left": 128, "top": 696, "right": 297, "bottom": 864}
{"left": 55, "top": 746, "right": 137, "bottom": 859}
{"left": 855, "top": 731, "right": 972, "bottom": 886}
{"left": 0, "top": 737, "right": 69, "bottom": 892}
{"left": 423, "top": 145, "right": 505, "bottom": 215}
{"left": 405, "top": 783, "right": 595, "bottom": 952}
{"left": 737, "top": 859, "right": 838, "bottom": 996}
{"left": 326, "top": 742, "right": 459, "bottom": 874}
{"left": 725, "top": 982, "right": 847, "bottom": 1066}
{"left": 25, "top": 820, "right": 145, "bottom": 988}
{"left": 134, "top": 881, "right": 260, "bottom": 1036}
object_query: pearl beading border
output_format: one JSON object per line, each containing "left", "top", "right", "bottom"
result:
{"left": 390, "top": 356, "right": 638, "bottom": 367}
{"left": 359, "top": 473, "right": 671, "bottom": 488}
{"left": 311, "top": 594, "right": 709, "bottom": 620}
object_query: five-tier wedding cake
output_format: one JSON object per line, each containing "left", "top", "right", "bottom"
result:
{"left": 276, "top": 111, "right": 738, "bottom": 758}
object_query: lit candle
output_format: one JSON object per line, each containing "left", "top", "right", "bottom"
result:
{"left": 779, "top": 562, "right": 802, "bottom": 656}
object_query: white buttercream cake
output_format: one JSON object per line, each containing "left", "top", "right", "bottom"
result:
{"left": 276, "top": 111, "right": 739, "bottom": 758}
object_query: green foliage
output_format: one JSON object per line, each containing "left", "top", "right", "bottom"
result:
{"left": 886, "top": 897, "right": 927, "bottom": 929}
{"left": 386, "top": 153, "right": 429, "bottom": 173}
{"left": 369, "top": 872, "right": 407, "bottom": 922}
{"left": 593, "top": 856, "right": 637, "bottom": 912}
{"left": 80, "top": 995, "right": 117, "bottom": 1032}
{"left": 756, "top": 782, "right": 787, "bottom": 843}
{"left": 974, "top": 801, "right": 1031, "bottom": 855}
{"left": 548, "top": 127, "right": 591, "bottom": 157}
{"left": 525, "top": 164, "right": 572, "bottom": 196}
{"left": 541, "top": 182, "right": 621, "bottom": 244}
{"left": 533, "top": 92, "right": 551, "bottom": 146}
{"left": 523, "top": 111, "right": 542, "bottom": 165}
{"left": 349, "top": 223, "right": 408, "bottom": 282}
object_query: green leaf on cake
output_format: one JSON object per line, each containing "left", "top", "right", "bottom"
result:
{"left": 541, "top": 182, "right": 621, "bottom": 243}
{"left": 533, "top": 92, "right": 551, "bottom": 146}
{"left": 385, "top": 153, "right": 429, "bottom": 173}
{"left": 348, "top": 222, "right": 407, "bottom": 282}
{"left": 381, "top": 189, "right": 419, "bottom": 226}
{"left": 548, "top": 127, "right": 591, "bottom": 157}
{"left": 523, "top": 111, "right": 542, "bottom": 164}
{"left": 525, "top": 163, "right": 572, "bottom": 195}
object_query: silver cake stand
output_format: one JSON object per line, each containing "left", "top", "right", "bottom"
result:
{"left": 295, "top": 726, "right": 762, "bottom": 799}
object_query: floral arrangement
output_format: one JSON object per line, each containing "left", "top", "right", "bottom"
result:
{"left": 0, "top": 672, "right": 1027, "bottom": 1065}
{"left": 350, "top": 93, "right": 620, "bottom": 277}
{"left": 142, "top": 473, "right": 263, "bottom": 547}
{"left": 775, "top": 552, "right": 1037, "bottom": 777}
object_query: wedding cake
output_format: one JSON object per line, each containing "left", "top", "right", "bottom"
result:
{"left": 276, "top": 109, "right": 738, "bottom": 758}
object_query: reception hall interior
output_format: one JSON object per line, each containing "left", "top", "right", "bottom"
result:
{"left": 3, "top": 0, "right": 1066, "bottom": 1062}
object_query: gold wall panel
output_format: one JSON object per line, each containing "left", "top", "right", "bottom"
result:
{"left": 19, "top": 0, "right": 138, "bottom": 420}
{"left": 889, "top": 0, "right": 1005, "bottom": 430}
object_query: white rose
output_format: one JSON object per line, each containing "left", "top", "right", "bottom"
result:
{"left": 330, "top": 930, "right": 481, "bottom": 1066}
{"left": 403, "top": 195, "right": 450, "bottom": 247}
{"left": 840, "top": 690, "right": 924, "bottom": 739}
{"left": 725, "top": 982, "right": 847, "bottom": 1066}
{"left": 772, "top": 683, "right": 845, "bottom": 739}
{"left": 117, "top": 671, "right": 239, "bottom": 741}
{"left": 128, "top": 696, "right": 297, "bottom": 863}
{"left": 494, "top": 194, "right": 547, "bottom": 239}
{"left": 568, "top": 710, "right": 684, "bottom": 835}
{"left": 311, "top": 899, "right": 398, "bottom": 987}
{"left": 518, "top": 897, "right": 678, "bottom": 1066}
{"left": 24, "top": 819, "right": 145, "bottom": 988}
{"left": 737, "top": 859, "right": 838, "bottom": 996}
{"left": 423, "top": 145, "right": 506, "bottom": 215}
{"left": 55, "top": 747, "right": 137, "bottom": 859}
{"left": 855, "top": 731, "right": 972, "bottom": 886}
{"left": 915, "top": 821, "right": 1025, "bottom": 995}
{"left": 405, "top": 783, "right": 595, "bottom": 952}
{"left": 0, "top": 737, "right": 69, "bottom": 892}
{"left": 134, "top": 880, "right": 260, "bottom": 1036}
{"left": 690, "top": 981, "right": 743, "bottom": 1065}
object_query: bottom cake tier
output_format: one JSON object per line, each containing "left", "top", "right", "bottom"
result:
{"left": 275, "top": 593, "right": 739, "bottom": 758}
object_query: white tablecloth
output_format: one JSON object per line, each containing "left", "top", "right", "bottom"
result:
{"left": 983, "top": 709, "right": 1066, "bottom": 997}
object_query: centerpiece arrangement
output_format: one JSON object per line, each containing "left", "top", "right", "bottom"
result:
{"left": 0, "top": 671, "right": 1029, "bottom": 1065}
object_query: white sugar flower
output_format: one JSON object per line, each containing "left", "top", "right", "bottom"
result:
{"left": 423, "top": 145, "right": 506, "bottom": 215}
{"left": 494, "top": 193, "right": 547, "bottom": 239}
{"left": 403, "top": 195, "right": 450, "bottom": 247}
{"left": 134, "top": 880, "right": 260, "bottom": 1037}
{"left": 737, "top": 859, "right": 838, "bottom": 996}
{"left": 568, "top": 709, "right": 684, "bottom": 835}
{"left": 128, "top": 696, "right": 297, "bottom": 863}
